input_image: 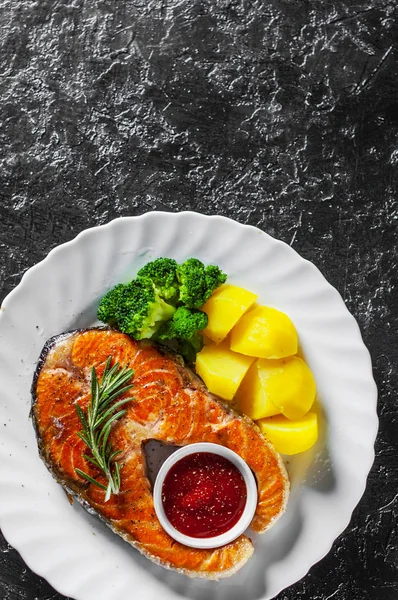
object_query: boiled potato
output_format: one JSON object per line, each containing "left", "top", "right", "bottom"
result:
{"left": 195, "top": 343, "right": 255, "bottom": 401}
{"left": 257, "top": 412, "right": 318, "bottom": 455}
{"left": 230, "top": 306, "right": 298, "bottom": 358}
{"left": 235, "top": 361, "right": 280, "bottom": 420}
{"left": 257, "top": 356, "right": 316, "bottom": 420}
{"left": 202, "top": 284, "right": 258, "bottom": 343}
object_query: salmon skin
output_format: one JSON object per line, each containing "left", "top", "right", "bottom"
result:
{"left": 32, "top": 328, "right": 289, "bottom": 579}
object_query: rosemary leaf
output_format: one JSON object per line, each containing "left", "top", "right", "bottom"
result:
{"left": 75, "top": 468, "right": 107, "bottom": 491}
{"left": 94, "top": 397, "right": 131, "bottom": 429}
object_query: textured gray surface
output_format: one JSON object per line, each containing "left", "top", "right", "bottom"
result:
{"left": 0, "top": 0, "right": 397, "bottom": 598}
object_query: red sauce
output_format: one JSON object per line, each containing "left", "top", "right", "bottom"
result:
{"left": 162, "top": 452, "right": 247, "bottom": 538}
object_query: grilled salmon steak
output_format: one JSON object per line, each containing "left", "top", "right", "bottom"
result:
{"left": 32, "top": 328, "right": 289, "bottom": 579}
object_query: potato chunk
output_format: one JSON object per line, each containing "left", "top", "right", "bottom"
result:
{"left": 230, "top": 306, "right": 298, "bottom": 358}
{"left": 195, "top": 343, "right": 255, "bottom": 401}
{"left": 202, "top": 284, "right": 258, "bottom": 343}
{"left": 256, "top": 356, "right": 316, "bottom": 420}
{"left": 257, "top": 412, "right": 318, "bottom": 455}
{"left": 235, "top": 361, "right": 280, "bottom": 420}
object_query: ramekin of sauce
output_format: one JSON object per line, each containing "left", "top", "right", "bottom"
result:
{"left": 153, "top": 442, "right": 258, "bottom": 549}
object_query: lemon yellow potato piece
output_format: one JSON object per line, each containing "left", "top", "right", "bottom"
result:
{"left": 256, "top": 356, "right": 316, "bottom": 420}
{"left": 257, "top": 412, "right": 318, "bottom": 455}
{"left": 230, "top": 305, "right": 298, "bottom": 358}
{"left": 202, "top": 284, "right": 258, "bottom": 344}
{"left": 195, "top": 343, "right": 255, "bottom": 401}
{"left": 235, "top": 361, "right": 280, "bottom": 420}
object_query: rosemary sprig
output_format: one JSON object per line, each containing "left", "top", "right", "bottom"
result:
{"left": 75, "top": 357, "right": 134, "bottom": 502}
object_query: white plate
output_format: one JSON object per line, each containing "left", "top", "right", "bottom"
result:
{"left": 0, "top": 212, "right": 377, "bottom": 600}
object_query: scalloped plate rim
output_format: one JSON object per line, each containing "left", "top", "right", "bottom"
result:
{"left": 0, "top": 211, "right": 378, "bottom": 600}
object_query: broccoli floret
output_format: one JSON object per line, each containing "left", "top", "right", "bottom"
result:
{"left": 204, "top": 265, "right": 227, "bottom": 301}
{"left": 137, "top": 258, "right": 179, "bottom": 302}
{"left": 156, "top": 307, "right": 207, "bottom": 363}
{"left": 157, "top": 306, "right": 208, "bottom": 341}
{"left": 176, "top": 258, "right": 227, "bottom": 308}
{"left": 97, "top": 283, "right": 125, "bottom": 325}
{"left": 177, "top": 332, "right": 204, "bottom": 363}
{"left": 176, "top": 258, "right": 205, "bottom": 309}
{"left": 98, "top": 278, "right": 175, "bottom": 340}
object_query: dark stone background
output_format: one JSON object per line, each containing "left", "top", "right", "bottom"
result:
{"left": 0, "top": 0, "right": 397, "bottom": 598}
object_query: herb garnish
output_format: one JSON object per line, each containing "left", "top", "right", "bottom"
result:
{"left": 75, "top": 357, "right": 134, "bottom": 501}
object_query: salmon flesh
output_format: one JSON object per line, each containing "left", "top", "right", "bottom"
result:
{"left": 32, "top": 328, "right": 289, "bottom": 579}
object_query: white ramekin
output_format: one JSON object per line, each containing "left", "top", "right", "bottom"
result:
{"left": 153, "top": 442, "right": 258, "bottom": 549}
